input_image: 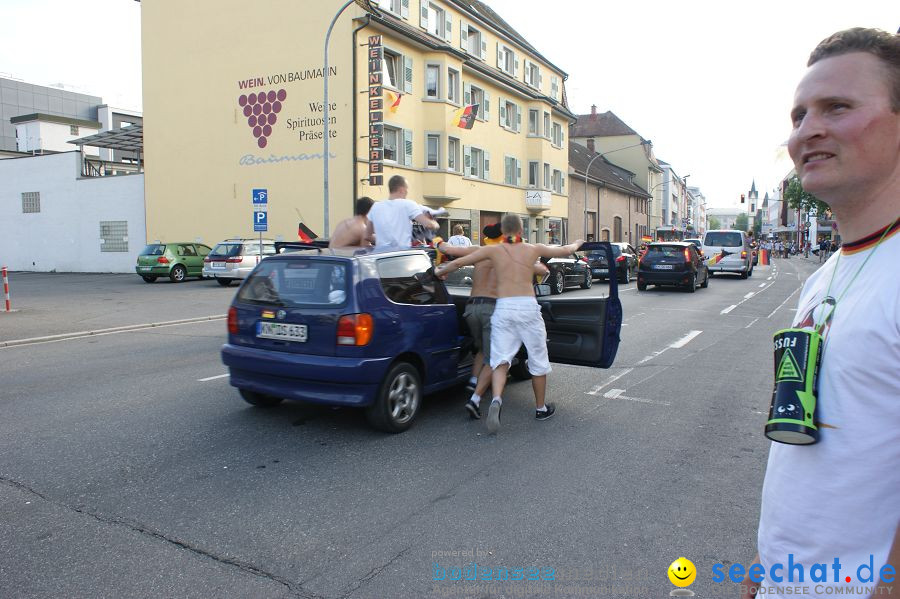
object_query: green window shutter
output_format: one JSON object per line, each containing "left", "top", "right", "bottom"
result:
{"left": 400, "top": 0, "right": 409, "bottom": 18}
{"left": 483, "top": 150, "right": 490, "bottom": 180}
{"left": 403, "top": 56, "right": 413, "bottom": 94}
{"left": 403, "top": 128, "right": 413, "bottom": 166}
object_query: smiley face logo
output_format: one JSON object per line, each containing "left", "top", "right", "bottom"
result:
{"left": 668, "top": 557, "right": 696, "bottom": 587}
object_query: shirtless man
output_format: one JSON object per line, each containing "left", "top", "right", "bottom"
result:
{"left": 437, "top": 223, "right": 548, "bottom": 420}
{"left": 436, "top": 213, "right": 583, "bottom": 432}
{"left": 329, "top": 197, "right": 375, "bottom": 249}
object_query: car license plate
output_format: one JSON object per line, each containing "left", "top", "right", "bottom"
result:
{"left": 257, "top": 322, "right": 307, "bottom": 342}
{"left": 211, "top": 262, "right": 226, "bottom": 269}
{"left": 654, "top": 264, "right": 674, "bottom": 270}
{"left": 139, "top": 266, "right": 151, "bottom": 271}
{"left": 594, "top": 268, "right": 608, "bottom": 274}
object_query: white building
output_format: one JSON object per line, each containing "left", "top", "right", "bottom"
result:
{"left": 11, "top": 113, "right": 101, "bottom": 155}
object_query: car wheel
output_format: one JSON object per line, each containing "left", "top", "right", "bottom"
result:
{"left": 688, "top": 273, "right": 697, "bottom": 293}
{"left": 239, "top": 389, "right": 283, "bottom": 407}
{"left": 700, "top": 270, "right": 709, "bottom": 288}
{"left": 170, "top": 265, "right": 187, "bottom": 283}
{"left": 509, "top": 356, "right": 532, "bottom": 380}
{"left": 141, "top": 275, "right": 157, "bottom": 283}
{"left": 366, "top": 362, "right": 421, "bottom": 433}
{"left": 551, "top": 270, "right": 565, "bottom": 295}
{"left": 216, "top": 278, "right": 233, "bottom": 287}
{"left": 580, "top": 270, "right": 592, "bottom": 289}
{"left": 740, "top": 270, "right": 749, "bottom": 279}
{"left": 637, "top": 282, "right": 647, "bottom": 291}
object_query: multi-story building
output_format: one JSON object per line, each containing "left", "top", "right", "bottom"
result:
{"left": 140, "top": 0, "right": 574, "bottom": 245}
{"left": 657, "top": 160, "right": 691, "bottom": 231}
{"left": 687, "top": 185, "right": 707, "bottom": 237}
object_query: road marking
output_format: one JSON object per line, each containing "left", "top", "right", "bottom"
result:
{"left": 767, "top": 286, "right": 802, "bottom": 319}
{"left": 585, "top": 368, "right": 634, "bottom": 396}
{"left": 745, "top": 318, "right": 760, "bottom": 329}
{"left": 670, "top": 330, "right": 702, "bottom": 348}
{"left": 604, "top": 388, "right": 625, "bottom": 399}
{"left": 602, "top": 389, "right": 670, "bottom": 406}
{"left": 759, "top": 283, "right": 766, "bottom": 288}
{"left": 721, "top": 278, "right": 781, "bottom": 316}
{"left": 721, "top": 304, "right": 737, "bottom": 314}
{"left": 767, "top": 277, "right": 773, "bottom": 281}
{"left": 744, "top": 292, "right": 756, "bottom": 299}
{"left": 198, "top": 373, "right": 229, "bottom": 382}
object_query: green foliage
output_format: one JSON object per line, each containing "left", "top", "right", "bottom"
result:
{"left": 735, "top": 213, "right": 749, "bottom": 231}
{"left": 784, "top": 176, "right": 830, "bottom": 218}
{"left": 708, "top": 216, "right": 721, "bottom": 230}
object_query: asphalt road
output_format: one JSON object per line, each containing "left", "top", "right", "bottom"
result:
{"left": 0, "top": 256, "right": 821, "bottom": 598}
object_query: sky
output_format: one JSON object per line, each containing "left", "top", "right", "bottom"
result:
{"left": 1, "top": 0, "right": 893, "bottom": 209}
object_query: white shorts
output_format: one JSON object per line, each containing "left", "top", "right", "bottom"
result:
{"left": 489, "top": 296, "right": 551, "bottom": 376}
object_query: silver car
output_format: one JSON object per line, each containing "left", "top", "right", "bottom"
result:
{"left": 203, "top": 238, "right": 277, "bottom": 286}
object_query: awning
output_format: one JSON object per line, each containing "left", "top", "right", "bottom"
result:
{"left": 69, "top": 125, "right": 143, "bottom": 152}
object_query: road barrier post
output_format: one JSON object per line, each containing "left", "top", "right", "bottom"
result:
{"left": 2, "top": 266, "right": 10, "bottom": 312}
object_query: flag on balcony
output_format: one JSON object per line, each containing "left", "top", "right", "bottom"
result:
{"left": 298, "top": 222, "right": 318, "bottom": 243}
{"left": 385, "top": 90, "right": 403, "bottom": 113}
{"left": 452, "top": 104, "right": 479, "bottom": 129}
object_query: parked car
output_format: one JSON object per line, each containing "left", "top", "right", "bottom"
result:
{"left": 220, "top": 242, "right": 623, "bottom": 432}
{"left": 203, "top": 238, "right": 277, "bottom": 286}
{"left": 702, "top": 229, "right": 754, "bottom": 279}
{"left": 587, "top": 242, "right": 638, "bottom": 284}
{"left": 541, "top": 250, "right": 593, "bottom": 294}
{"left": 637, "top": 242, "right": 709, "bottom": 292}
{"left": 136, "top": 242, "right": 212, "bottom": 283}
{"left": 684, "top": 238, "right": 704, "bottom": 256}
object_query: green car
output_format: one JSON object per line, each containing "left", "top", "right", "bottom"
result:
{"left": 136, "top": 243, "right": 212, "bottom": 283}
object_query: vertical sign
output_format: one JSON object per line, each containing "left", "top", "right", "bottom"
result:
{"left": 252, "top": 188, "right": 268, "bottom": 234}
{"left": 367, "top": 35, "right": 384, "bottom": 187}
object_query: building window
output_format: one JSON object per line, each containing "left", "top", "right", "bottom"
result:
{"left": 552, "top": 169, "right": 564, "bottom": 194}
{"left": 21, "top": 192, "right": 41, "bottom": 213}
{"left": 543, "top": 163, "right": 551, "bottom": 191}
{"left": 383, "top": 49, "right": 402, "bottom": 89}
{"left": 528, "top": 109, "right": 539, "bottom": 135}
{"left": 70, "top": 125, "right": 79, "bottom": 135}
{"left": 448, "top": 137, "right": 460, "bottom": 172}
{"left": 422, "top": 2, "right": 446, "bottom": 38}
{"left": 376, "top": 0, "right": 405, "bottom": 18}
{"left": 447, "top": 68, "right": 459, "bottom": 104}
{"left": 551, "top": 122, "right": 563, "bottom": 147}
{"left": 384, "top": 126, "right": 400, "bottom": 162}
{"left": 100, "top": 221, "right": 129, "bottom": 253}
{"left": 425, "top": 64, "right": 440, "bottom": 98}
{"left": 497, "top": 43, "right": 516, "bottom": 76}
{"left": 426, "top": 134, "right": 440, "bottom": 168}
{"left": 614, "top": 216, "right": 623, "bottom": 242}
{"left": 543, "top": 112, "right": 551, "bottom": 139}
{"left": 550, "top": 75, "right": 559, "bottom": 100}
{"left": 528, "top": 161, "right": 539, "bottom": 188}
{"left": 500, "top": 98, "right": 519, "bottom": 132}
{"left": 464, "top": 145, "right": 489, "bottom": 180}
{"left": 504, "top": 156, "right": 521, "bottom": 186}
{"left": 524, "top": 60, "right": 541, "bottom": 89}
{"left": 464, "top": 83, "right": 489, "bottom": 121}
{"left": 463, "top": 25, "right": 483, "bottom": 58}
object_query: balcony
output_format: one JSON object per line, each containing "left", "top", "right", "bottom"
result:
{"left": 525, "top": 190, "right": 551, "bottom": 212}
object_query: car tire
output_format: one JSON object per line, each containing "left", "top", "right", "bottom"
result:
{"left": 740, "top": 270, "right": 749, "bottom": 280}
{"left": 580, "top": 270, "right": 592, "bottom": 289}
{"left": 239, "top": 389, "right": 283, "bottom": 407}
{"left": 637, "top": 282, "right": 647, "bottom": 291}
{"left": 216, "top": 278, "right": 233, "bottom": 287}
{"left": 688, "top": 273, "right": 697, "bottom": 293}
{"left": 170, "top": 265, "right": 187, "bottom": 283}
{"left": 141, "top": 275, "right": 157, "bottom": 283}
{"left": 700, "top": 270, "right": 709, "bottom": 288}
{"left": 366, "top": 362, "right": 421, "bottom": 433}
{"left": 509, "top": 356, "right": 532, "bottom": 380}
{"left": 618, "top": 266, "right": 630, "bottom": 284}
{"left": 551, "top": 269, "right": 565, "bottom": 295}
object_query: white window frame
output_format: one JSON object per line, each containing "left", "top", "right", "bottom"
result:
{"left": 447, "top": 68, "right": 460, "bottom": 105}
{"left": 385, "top": 124, "right": 413, "bottom": 166}
{"left": 465, "top": 83, "right": 490, "bottom": 122}
{"left": 552, "top": 169, "right": 564, "bottom": 194}
{"left": 503, "top": 155, "right": 522, "bottom": 187}
{"left": 499, "top": 98, "right": 520, "bottom": 132}
{"left": 425, "top": 63, "right": 440, "bottom": 99}
{"left": 527, "top": 161, "right": 539, "bottom": 188}
{"left": 496, "top": 43, "right": 517, "bottom": 77}
{"left": 550, "top": 75, "right": 559, "bottom": 100}
{"left": 543, "top": 163, "right": 551, "bottom": 191}
{"left": 551, "top": 122, "right": 563, "bottom": 148}
{"left": 524, "top": 59, "right": 541, "bottom": 90}
{"left": 425, "top": 133, "right": 441, "bottom": 169}
{"left": 461, "top": 24, "right": 486, "bottom": 60}
{"left": 384, "top": 126, "right": 401, "bottom": 163}
{"left": 528, "top": 109, "right": 539, "bottom": 136}
{"left": 448, "top": 137, "right": 460, "bottom": 172}
{"left": 377, "top": 0, "right": 408, "bottom": 18}
{"left": 464, "top": 145, "right": 490, "bottom": 181}
{"left": 543, "top": 112, "right": 551, "bottom": 140}
{"left": 383, "top": 47, "right": 412, "bottom": 93}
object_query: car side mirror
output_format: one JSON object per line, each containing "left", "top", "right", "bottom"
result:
{"left": 534, "top": 283, "right": 552, "bottom": 297}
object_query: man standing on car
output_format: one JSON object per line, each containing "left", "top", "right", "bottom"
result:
{"left": 329, "top": 197, "right": 375, "bottom": 248}
{"left": 435, "top": 214, "right": 582, "bottom": 433}
{"left": 742, "top": 28, "right": 900, "bottom": 599}
{"left": 367, "top": 175, "right": 438, "bottom": 249}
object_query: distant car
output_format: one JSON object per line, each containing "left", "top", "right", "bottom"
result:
{"left": 541, "top": 250, "right": 592, "bottom": 294}
{"left": 588, "top": 242, "right": 638, "bottom": 283}
{"left": 136, "top": 243, "right": 212, "bottom": 283}
{"left": 220, "top": 243, "right": 622, "bottom": 432}
{"left": 203, "top": 238, "right": 277, "bottom": 286}
{"left": 702, "top": 230, "right": 754, "bottom": 278}
{"left": 637, "top": 242, "right": 709, "bottom": 292}
{"left": 684, "top": 238, "right": 703, "bottom": 255}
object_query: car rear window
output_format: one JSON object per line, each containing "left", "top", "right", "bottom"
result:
{"left": 237, "top": 259, "right": 349, "bottom": 307}
{"left": 140, "top": 244, "right": 166, "bottom": 256}
{"left": 704, "top": 232, "right": 743, "bottom": 247}
{"left": 646, "top": 245, "right": 684, "bottom": 257}
{"left": 377, "top": 254, "right": 447, "bottom": 305}
{"left": 210, "top": 243, "right": 242, "bottom": 258}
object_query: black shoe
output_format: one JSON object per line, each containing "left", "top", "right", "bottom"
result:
{"left": 465, "top": 378, "right": 477, "bottom": 393}
{"left": 465, "top": 400, "right": 481, "bottom": 420}
{"left": 486, "top": 400, "right": 502, "bottom": 433}
{"left": 535, "top": 403, "right": 556, "bottom": 421}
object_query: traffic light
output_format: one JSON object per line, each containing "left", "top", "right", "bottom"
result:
{"left": 741, "top": 194, "right": 745, "bottom": 203}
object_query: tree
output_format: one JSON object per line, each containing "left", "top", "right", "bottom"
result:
{"left": 735, "top": 213, "right": 749, "bottom": 231}
{"left": 784, "top": 176, "right": 830, "bottom": 218}
{"left": 708, "top": 216, "right": 721, "bottom": 230}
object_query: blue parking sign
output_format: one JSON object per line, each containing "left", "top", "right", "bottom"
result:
{"left": 253, "top": 210, "right": 267, "bottom": 232}
{"left": 252, "top": 188, "right": 268, "bottom": 204}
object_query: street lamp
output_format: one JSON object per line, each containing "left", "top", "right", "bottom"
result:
{"left": 582, "top": 140, "right": 651, "bottom": 239}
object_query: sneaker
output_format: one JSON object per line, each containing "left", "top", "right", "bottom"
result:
{"left": 465, "top": 400, "right": 481, "bottom": 420}
{"left": 535, "top": 403, "right": 556, "bottom": 421}
{"left": 486, "top": 400, "right": 502, "bottom": 433}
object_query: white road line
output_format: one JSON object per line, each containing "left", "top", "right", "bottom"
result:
{"left": 759, "top": 283, "right": 766, "bottom": 288}
{"left": 745, "top": 318, "right": 760, "bottom": 329}
{"left": 721, "top": 305, "right": 737, "bottom": 314}
{"left": 744, "top": 292, "right": 756, "bottom": 299}
{"left": 603, "top": 389, "right": 625, "bottom": 399}
{"left": 767, "top": 277, "right": 773, "bottom": 281}
{"left": 601, "top": 389, "right": 671, "bottom": 406}
{"left": 198, "top": 373, "right": 229, "bottom": 382}
{"left": 721, "top": 278, "right": 780, "bottom": 316}
{"left": 767, "top": 286, "right": 802, "bottom": 319}
{"left": 669, "top": 330, "right": 702, "bottom": 348}
{"left": 585, "top": 368, "right": 634, "bottom": 396}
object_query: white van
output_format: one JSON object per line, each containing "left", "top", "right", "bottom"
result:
{"left": 702, "top": 229, "right": 753, "bottom": 278}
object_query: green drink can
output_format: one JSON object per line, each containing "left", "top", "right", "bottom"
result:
{"left": 765, "top": 328, "right": 823, "bottom": 445}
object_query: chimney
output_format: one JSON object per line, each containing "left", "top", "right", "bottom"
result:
{"left": 587, "top": 138, "right": 595, "bottom": 153}
{"left": 590, "top": 104, "right": 597, "bottom": 120}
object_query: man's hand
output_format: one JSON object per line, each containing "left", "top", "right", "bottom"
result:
{"left": 434, "top": 263, "right": 454, "bottom": 280}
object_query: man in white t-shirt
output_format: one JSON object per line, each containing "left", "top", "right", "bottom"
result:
{"left": 366, "top": 175, "right": 438, "bottom": 249}
{"left": 447, "top": 224, "right": 472, "bottom": 247}
{"left": 743, "top": 28, "right": 900, "bottom": 599}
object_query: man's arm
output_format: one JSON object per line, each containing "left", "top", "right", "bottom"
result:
{"left": 413, "top": 212, "right": 440, "bottom": 230}
{"left": 434, "top": 245, "right": 494, "bottom": 276}
{"left": 435, "top": 241, "right": 480, "bottom": 258}
{"left": 536, "top": 240, "right": 584, "bottom": 258}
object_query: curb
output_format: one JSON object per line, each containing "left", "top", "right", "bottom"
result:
{"left": 0, "top": 314, "right": 227, "bottom": 348}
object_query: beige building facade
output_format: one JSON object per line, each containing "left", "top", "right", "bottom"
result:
{"left": 140, "top": 0, "right": 574, "bottom": 245}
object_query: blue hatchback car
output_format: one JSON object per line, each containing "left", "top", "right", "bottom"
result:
{"left": 221, "top": 242, "right": 622, "bottom": 432}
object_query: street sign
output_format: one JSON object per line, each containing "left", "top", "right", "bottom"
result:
{"left": 252, "top": 189, "right": 268, "bottom": 204}
{"left": 253, "top": 210, "right": 268, "bottom": 232}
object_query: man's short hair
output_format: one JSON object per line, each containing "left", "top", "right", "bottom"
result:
{"left": 452, "top": 224, "right": 465, "bottom": 236}
{"left": 500, "top": 213, "right": 523, "bottom": 235}
{"left": 355, "top": 197, "right": 374, "bottom": 216}
{"left": 388, "top": 175, "right": 407, "bottom": 193}
{"left": 808, "top": 27, "right": 900, "bottom": 112}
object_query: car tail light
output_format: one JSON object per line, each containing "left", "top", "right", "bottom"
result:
{"left": 157, "top": 256, "right": 170, "bottom": 264}
{"left": 337, "top": 313, "right": 373, "bottom": 346}
{"left": 741, "top": 250, "right": 748, "bottom": 259}
{"left": 684, "top": 248, "right": 692, "bottom": 262}
{"left": 203, "top": 257, "right": 211, "bottom": 263}
{"left": 227, "top": 307, "right": 238, "bottom": 334}
{"left": 615, "top": 255, "right": 626, "bottom": 263}
{"left": 226, "top": 257, "right": 243, "bottom": 263}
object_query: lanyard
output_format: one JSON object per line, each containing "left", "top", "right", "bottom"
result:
{"left": 815, "top": 217, "right": 898, "bottom": 335}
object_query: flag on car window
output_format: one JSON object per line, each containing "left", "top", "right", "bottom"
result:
{"left": 451, "top": 104, "right": 479, "bottom": 129}
{"left": 298, "top": 222, "right": 318, "bottom": 242}
{"left": 385, "top": 90, "right": 403, "bottom": 113}
{"left": 707, "top": 250, "right": 731, "bottom": 265}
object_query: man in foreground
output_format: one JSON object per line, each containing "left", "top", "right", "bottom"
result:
{"left": 435, "top": 214, "right": 582, "bottom": 433}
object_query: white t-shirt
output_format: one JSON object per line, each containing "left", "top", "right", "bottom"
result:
{"left": 447, "top": 235, "right": 472, "bottom": 247}
{"left": 368, "top": 198, "right": 425, "bottom": 249}
{"left": 758, "top": 228, "right": 900, "bottom": 598}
